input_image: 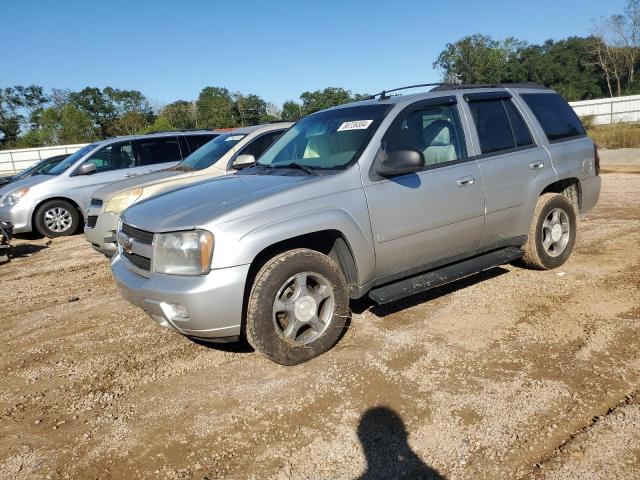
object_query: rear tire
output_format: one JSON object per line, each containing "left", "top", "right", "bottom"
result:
{"left": 34, "top": 200, "right": 80, "bottom": 238}
{"left": 521, "top": 193, "right": 576, "bottom": 270}
{"left": 246, "top": 248, "right": 350, "bottom": 365}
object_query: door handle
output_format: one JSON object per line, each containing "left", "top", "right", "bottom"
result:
{"left": 530, "top": 162, "right": 545, "bottom": 170}
{"left": 456, "top": 176, "right": 475, "bottom": 187}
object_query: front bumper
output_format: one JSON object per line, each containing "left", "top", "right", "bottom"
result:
{"left": 0, "top": 203, "right": 32, "bottom": 233}
{"left": 111, "top": 254, "right": 249, "bottom": 339}
{"left": 84, "top": 208, "right": 119, "bottom": 257}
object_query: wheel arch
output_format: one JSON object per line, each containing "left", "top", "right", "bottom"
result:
{"left": 540, "top": 177, "right": 582, "bottom": 213}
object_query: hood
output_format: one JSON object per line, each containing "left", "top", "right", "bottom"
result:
{"left": 0, "top": 174, "right": 51, "bottom": 197}
{"left": 92, "top": 169, "right": 185, "bottom": 200}
{"left": 121, "top": 173, "right": 316, "bottom": 232}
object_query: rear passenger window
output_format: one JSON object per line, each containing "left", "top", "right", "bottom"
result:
{"left": 186, "top": 134, "right": 217, "bottom": 153}
{"left": 504, "top": 100, "right": 534, "bottom": 147}
{"left": 521, "top": 93, "right": 585, "bottom": 142}
{"left": 468, "top": 100, "right": 515, "bottom": 154}
{"left": 384, "top": 102, "right": 467, "bottom": 166}
{"left": 134, "top": 137, "right": 181, "bottom": 166}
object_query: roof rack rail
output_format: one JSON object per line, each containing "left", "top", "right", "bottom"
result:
{"left": 362, "top": 83, "right": 448, "bottom": 101}
{"left": 363, "top": 82, "right": 548, "bottom": 101}
{"left": 430, "top": 82, "right": 547, "bottom": 92}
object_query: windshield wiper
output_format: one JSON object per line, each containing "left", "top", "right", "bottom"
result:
{"left": 275, "top": 162, "right": 319, "bottom": 175}
{"left": 170, "top": 165, "right": 194, "bottom": 172}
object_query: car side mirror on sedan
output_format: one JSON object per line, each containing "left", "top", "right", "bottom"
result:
{"left": 78, "top": 162, "right": 97, "bottom": 175}
{"left": 375, "top": 149, "right": 425, "bottom": 177}
{"left": 233, "top": 154, "right": 256, "bottom": 169}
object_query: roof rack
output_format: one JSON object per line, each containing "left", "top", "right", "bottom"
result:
{"left": 363, "top": 82, "right": 548, "bottom": 101}
{"left": 430, "top": 82, "right": 547, "bottom": 92}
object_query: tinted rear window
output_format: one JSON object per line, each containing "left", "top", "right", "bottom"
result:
{"left": 134, "top": 137, "right": 181, "bottom": 166}
{"left": 520, "top": 93, "right": 585, "bottom": 142}
{"left": 468, "top": 99, "right": 515, "bottom": 154}
{"left": 186, "top": 134, "right": 217, "bottom": 153}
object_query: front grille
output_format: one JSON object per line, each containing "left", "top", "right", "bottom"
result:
{"left": 89, "top": 198, "right": 103, "bottom": 208}
{"left": 121, "top": 223, "right": 154, "bottom": 245}
{"left": 123, "top": 250, "right": 151, "bottom": 271}
{"left": 86, "top": 216, "right": 98, "bottom": 228}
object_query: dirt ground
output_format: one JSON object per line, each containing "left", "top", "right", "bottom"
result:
{"left": 0, "top": 159, "right": 639, "bottom": 479}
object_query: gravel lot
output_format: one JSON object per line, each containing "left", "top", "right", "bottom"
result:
{"left": 0, "top": 157, "right": 639, "bottom": 479}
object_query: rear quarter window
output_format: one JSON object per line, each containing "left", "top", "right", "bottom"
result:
{"left": 520, "top": 93, "right": 585, "bottom": 142}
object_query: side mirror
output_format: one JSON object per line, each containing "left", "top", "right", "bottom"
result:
{"left": 375, "top": 149, "right": 425, "bottom": 177}
{"left": 233, "top": 154, "right": 256, "bottom": 169}
{"left": 79, "top": 162, "right": 97, "bottom": 175}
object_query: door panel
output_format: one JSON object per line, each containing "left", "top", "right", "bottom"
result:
{"left": 365, "top": 161, "right": 485, "bottom": 277}
{"left": 364, "top": 98, "right": 485, "bottom": 279}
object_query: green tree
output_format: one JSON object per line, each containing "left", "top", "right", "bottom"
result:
{"left": 433, "top": 34, "right": 522, "bottom": 84}
{"left": 145, "top": 115, "right": 175, "bottom": 133}
{"left": 196, "top": 87, "right": 236, "bottom": 129}
{"left": 300, "top": 87, "right": 355, "bottom": 115}
{"left": 38, "top": 104, "right": 97, "bottom": 145}
{"left": 281, "top": 100, "right": 303, "bottom": 121}
{"left": 233, "top": 93, "right": 267, "bottom": 126}
{"left": 162, "top": 100, "right": 196, "bottom": 129}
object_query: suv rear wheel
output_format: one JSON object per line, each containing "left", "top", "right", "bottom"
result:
{"left": 34, "top": 200, "right": 80, "bottom": 238}
{"left": 521, "top": 193, "right": 577, "bottom": 270}
{"left": 246, "top": 248, "right": 350, "bottom": 365}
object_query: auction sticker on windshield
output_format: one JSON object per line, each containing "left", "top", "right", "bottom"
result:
{"left": 337, "top": 120, "right": 373, "bottom": 131}
{"left": 226, "top": 135, "right": 245, "bottom": 141}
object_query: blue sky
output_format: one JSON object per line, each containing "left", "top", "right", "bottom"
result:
{"left": 0, "top": 0, "right": 627, "bottom": 108}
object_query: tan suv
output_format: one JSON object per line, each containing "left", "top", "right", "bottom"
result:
{"left": 84, "top": 122, "right": 292, "bottom": 256}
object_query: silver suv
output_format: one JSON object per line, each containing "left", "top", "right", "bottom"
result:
{"left": 111, "top": 84, "right": 601, "bottom": 365}
{"left": 84, "top": 123, "right": 291, "bottom": 256}
{"left": 0, "top": 131, "right": 217, "bottom": 237}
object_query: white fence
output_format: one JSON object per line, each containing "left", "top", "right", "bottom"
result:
{"left": 569, "top": 94, "right": 640, "bottom": 125}
{"left": 0, "top": 144, "right": 88, "bottom": 176}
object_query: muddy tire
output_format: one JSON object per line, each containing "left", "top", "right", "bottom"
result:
{"left": 34, "top": 200, "right": 80, "bottom": 238}
{"left": 521, "top": 193, "right": 577, "bottom": 270}
{"left": 245, "top": 248, "right": 350, "bottom": 365}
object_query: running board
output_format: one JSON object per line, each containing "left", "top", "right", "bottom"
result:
{"left": 368, "top": 247, "right": 524, "bottom": 304}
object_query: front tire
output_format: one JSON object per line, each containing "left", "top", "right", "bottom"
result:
{"left": 521, "top": 193, "right": 577, "bottom": 270}
{"left": 34, "top": 200, "right": 80, "bottom": 238}
{"left": 246, "top": 248, "right": 350, "bottom": 365}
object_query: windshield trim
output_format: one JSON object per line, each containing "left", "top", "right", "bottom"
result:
{"left": 256, "top": 104, "right": 393, "bottom": 172}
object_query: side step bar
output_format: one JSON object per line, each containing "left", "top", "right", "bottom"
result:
{"left": 368, "top": 247, "right": 524, "bottom": 304}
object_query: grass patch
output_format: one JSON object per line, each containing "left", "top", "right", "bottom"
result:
{"left": 587, "top": 123, "right": 640, "bottom": 149}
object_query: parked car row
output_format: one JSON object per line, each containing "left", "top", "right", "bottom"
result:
{"left": 0, "top": 131, "right": 218, "bottom": 237}
{"left": 0, "top": 84, "right": 601, "bottom": 365}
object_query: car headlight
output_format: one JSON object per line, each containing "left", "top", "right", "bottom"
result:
{"left": 0, "top": 187, "right": 29, "bottom": 207}
{"left": 105, "top": 188, "right": 143, "bottom": 214}
{"left": 154, "top": 230, "right": 214, "bottom": 275}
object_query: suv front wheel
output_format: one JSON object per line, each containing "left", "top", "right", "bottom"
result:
{"left": 246, "top": 248, "right": 350, "bottom": 365}
{"left": 521, "top": 193, "right": 577, "bottom": 270}
{"left": 34, "top": 199, "right": 80, "bottom": 238}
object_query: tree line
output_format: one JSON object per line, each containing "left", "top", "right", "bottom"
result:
{"left": 0, "top": 84, "right": 367, "bottom": 149}
{"left": 2, "top": 0, "right": 638, "bottom": 150}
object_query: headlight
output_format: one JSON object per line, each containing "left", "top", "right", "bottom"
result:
{"left": 0, "top": 187, "right": 29, "bottom": 207}
{"left": 105, "top": 188, "right": 143, "bottom": 214}
{"left": 154, "top": 230, "right": 214, "bottom": 275}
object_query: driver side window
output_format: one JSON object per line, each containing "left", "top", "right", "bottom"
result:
{"left": 83, "top": 141, "right": 134, "bottom": 172}
{"left": 384, "top": 103, "right": 467, "bottom": 167}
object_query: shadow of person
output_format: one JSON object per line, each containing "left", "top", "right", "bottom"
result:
{"left": 356, "top": 406, "right": 445, "bottom": 480}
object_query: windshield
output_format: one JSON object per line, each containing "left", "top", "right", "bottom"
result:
{"left": 47, "top": 144, "right": 97, "bottom": 175}
{"left": 257, "top": 104, "right": 389, "bottom": 170}
{"left": 15, "top": 156, "right": 64, "bottom": 179}
{"left": 177, "top": 133, "right": 245, "bottom": 171}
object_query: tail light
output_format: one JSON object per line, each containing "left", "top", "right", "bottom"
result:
{"left": 594, "top": 144, "right": 600, "bottom": 176}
